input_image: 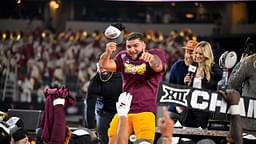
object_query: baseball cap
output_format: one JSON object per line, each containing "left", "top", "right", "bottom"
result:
{"left": 182, "top": 40, "right": 198, "bottom": 50}
{"left": 104, "top": 24, "right": 124, "bottom": 44}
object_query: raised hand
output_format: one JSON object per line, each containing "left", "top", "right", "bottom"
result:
{"left": 106, "top": 42, "right": 117, "bottom": 54}
{"left": 158, "top": 107, "right": 174, "bottom": 138}
{"left": 116, "top": 92, "right": 133, "bottom": 117}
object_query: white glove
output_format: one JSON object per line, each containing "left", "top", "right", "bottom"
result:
{"left": 116, "top": 92, "right": 133, "bottom": 117}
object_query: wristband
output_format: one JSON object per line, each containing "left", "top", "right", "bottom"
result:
{"left": 228, "top": 105, "right": 240, "bottom": 115}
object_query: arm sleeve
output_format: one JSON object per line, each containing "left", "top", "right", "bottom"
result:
{"left": 211, "top": 63, "right": 223, "bottom": 88}
{"left": 228, "top": 61, "right": 250, "bottom": 90}
{"left": 168, "top": 63, "right": 177, "bottom": 84}
{"left": 86, "top": 75, "right": 100, "bottom": 129}
{"left": 114, "top": 51, "right": 124, "bottom": 73}
{"left": 212, "top": 63, "right": 223, "bottom": 80}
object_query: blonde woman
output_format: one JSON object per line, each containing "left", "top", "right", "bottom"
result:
{"left": 183, "top": 41, "right": 222, "bottom": 128}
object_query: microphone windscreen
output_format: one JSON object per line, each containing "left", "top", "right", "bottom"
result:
{"left": 185, "top": 62, "right": 198, "bottom": 85}
{"left": 188, "top": 65, "right": 197, "bottom": 73}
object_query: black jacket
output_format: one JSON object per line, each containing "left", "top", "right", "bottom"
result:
{"left": 190, "top": 63, "right": 222, "bottom": 90}
{"left": 184, "top": 64, "right": 222, "bottom": 128}
{"left": 86, "top": 72, "right": 122, "bottom": 129}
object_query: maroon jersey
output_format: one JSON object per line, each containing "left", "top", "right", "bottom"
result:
{"left": 115, "top": 48, "right": 166, "bottom": 113}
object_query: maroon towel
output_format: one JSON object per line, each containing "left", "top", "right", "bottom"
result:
{"left": 41, "top": 87, "right": 76, "bottom": 144}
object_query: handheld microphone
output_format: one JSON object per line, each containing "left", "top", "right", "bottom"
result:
{"left": 185, "top": 62, "right": 198, "bottom": 85}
